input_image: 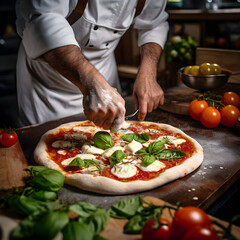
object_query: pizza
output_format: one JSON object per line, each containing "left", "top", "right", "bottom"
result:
{"left": 34, "top": 121, "right": 203, "bottom": 195}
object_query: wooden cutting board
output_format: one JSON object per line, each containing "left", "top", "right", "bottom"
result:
{"left": 101, "top": 196, "right": 240, "bottom": 240}
{"left": 0, "top": 141, "right": 28, "bottom": 190}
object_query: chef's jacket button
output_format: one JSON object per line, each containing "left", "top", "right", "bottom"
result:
{"left": 106, "top": 43, "right": 109, "bottom": 46}
{"left": 113, "top": 30, "right": 118, "bottom": 34}
{"left": 89, "top": 45, "right": 94, "bottom": 47}
{"left": 93, "top": 25, "right": 98, "bottom": 30}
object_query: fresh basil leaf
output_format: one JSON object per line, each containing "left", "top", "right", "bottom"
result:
{"left": 28, "top": 190, "right": 57, "bottom": 202}
{"left": 11, "top": 209, "right": 69, "bottom": 239}
{"left": 109, "top": 150, "right": 127, "bottom": 166}
{"left": 121, "top": 133, "right": 149, "bottom": 144}
{"left": 93, "top": 131, "right": 113, "bottom": 150}
{"left": 26, "top": 166, "right": 49, "bottom": 176}
{"left": 147, "top": 141, "right": 165, "bottom": 154}
{"left": 135, "top": 149, "right": 148, "bottom": 155}
{"left": 124, "top": 214, "right": 145, "bottom": 234}
{"left": 70, "top": 157, "right": 103, "bottom": 172}
{"left": 69, "top": 157, "right": 85, "bottom": 168}
{"left": 62, "top": 221, "right": 94, "bottom": 240}
{"left": 69, "top": 202, "right": 99, "bottom": 219}
{"left": 142, "top": 155, "right": 156, "bottom": 167}
{"left": 7, "top": 195, "right": 48, "bottom": 216}
{"left": 133, "top": 133, "right": 149, "bottom": 143}
{"left": 120, "top": 133, "right": 134, "bottom": 142}
{"left": 109, "top": 197, "right": 143, "bottom": 219}
{"left": 86, "top": 208, "right": 110, "bottom": 235}
{"left": 31, "top": 168, "right": 65, "bottom": 192}
{"left": 156, "top": 149, "right": 186, "bottom": 159}
{"left": 93, "top": 235, "right": 108, "bottom": 240}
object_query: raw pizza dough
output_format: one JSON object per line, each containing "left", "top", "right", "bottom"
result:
{"left": 34, "top": 121, "right": 203, "bottom": 195}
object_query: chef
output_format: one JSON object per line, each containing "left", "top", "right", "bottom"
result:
{"left": 15, "top": 0, "right": 169, "bottom": 131}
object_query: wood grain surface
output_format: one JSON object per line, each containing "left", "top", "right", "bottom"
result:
{"left": 0, "top": 141, "right": 28, "bottom": 190}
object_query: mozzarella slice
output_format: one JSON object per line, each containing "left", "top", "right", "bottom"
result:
{"left": 103, "top": 146, "right": 124, "bottom": 158}
{"left": 138, "top": 160, "right": 166, "bottom": 172}
{"left": 81, "top": 144, "right": 104, "bottom": 154}
{"left": 125, "top": 139, "right": 142, "bottom": 153}
{"left": 111, "top": 164, "right": 137, "bottom": 178}
{"left": 57, "top": 150, "right": 67, "bottom": 155}
{"left": 156, "top": 136, "right": 186, "bottom": 147}
{"left": 61, "top": 154, "right": 95, "bottom": 167}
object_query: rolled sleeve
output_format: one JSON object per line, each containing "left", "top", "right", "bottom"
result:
{"left": 133, "top": 0, "right": 169, "bottom": 49}
{"left": 22, "top": 13, "right": 79, "bottom": 59}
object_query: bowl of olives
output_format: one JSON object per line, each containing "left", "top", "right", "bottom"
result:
{"left": 178, "top": 63, "right": 232, "bottom": 91}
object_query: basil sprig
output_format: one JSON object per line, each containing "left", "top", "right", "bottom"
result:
{"left": 121, "top": 133, "right": 149, "bottom": 143}
{"left": 27, "top": 166, "right": 65, "bottom": 192}
{"left": 136, "top": 140, "right": 167, "bottom": 167}
{"left": 156, "top": 149, "right": 186, "bottom": 159}
{"left": 69, "top": 157, "right": 103, "bottom": 172}
{"left": 1, "top": 165, "right": 109, "bottom": 240}
{"left": 93, "top": 131, "right": 113, "bottom": 150}
{"left": 109, "top": 150, "right": 127, "bottom": 166}
{"left": 109, "top": 196, "right": 178, "bottom": 234}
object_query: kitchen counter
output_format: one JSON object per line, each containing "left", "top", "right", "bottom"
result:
{"left": 15, "top": 88, "right": 240, "bottom": 211}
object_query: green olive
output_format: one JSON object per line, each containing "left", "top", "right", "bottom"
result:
{"left": 199, "top": 63, "right": 213, "bottom": 75}
{"left": 190, "top": 65, "right": 200, "bottom": 76}
{"left": 211, "top": 63, "right": 222, "bottom": 75}
{"left": 183, "top": 66, "right": 192, "bottom": 75}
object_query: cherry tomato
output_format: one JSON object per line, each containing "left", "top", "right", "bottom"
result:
{"left": 220, "top": 105, "right": 240, "bottom": 127}
{"left": 200, "top": 107, "right": 221, "bottom": 128}
{"left": 0, "top": 130, "right": 18, "bottom": 147}
{"left": 189, "top": 99, "right": 208, "bottom": 121}
{"left": 221, "top": 92, "right": 240, "bottom": 108}
{"left": 183, "top": 227, "right": 219, "bottom": 240}
{"left": 169, "top": 206, "right": 212, "bottom": 240}
{"left": 142, "top": 218, "right": 171, "bottom": 240}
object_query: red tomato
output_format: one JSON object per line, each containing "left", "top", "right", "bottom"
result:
{"left": 0, "top": 130, "right": 18, "bottom": 147}
{"left": 169, "top": 206, "right": 212, "bottom": 240}
{"left": 200, "top": 107, "right": 221, "bottom": 128}
{"left": 221, "top": 92, "right": 240, "bottom": 108}
{"left": 189, "top": 99, "right": 208, "bottom": 121}
{"left": 183, "top": 227, "right": 219, "bottom": 240}
{"left": 142, "top": 218, "right": 171, "bottom": 240}
{"left": 220, "top": 105, "right": 240, "bottom": 127}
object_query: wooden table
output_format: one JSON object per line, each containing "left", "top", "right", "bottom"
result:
{"left": 15, "top": 86, "right": 240, "bottom": 212}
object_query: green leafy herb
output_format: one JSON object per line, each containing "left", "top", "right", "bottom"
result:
{"left": 121, "top": 133, "right": 149, "bottom": 143}
{"left": 142, "top": 155, "right": 156, "bottom": 167}
{"left": 109, "top": 196, "right": 144, "bottom": 219}
{"left": 156, "top": 149, "right": 186, "bottom": 159}
{"left": 28, "top": 190, "right": 57, "bottom": 202}
{"left": 69, "top": 157, "right": 103, "bottom": 172}
{"left": 109, "top": 150, "right": 127, "bottom": 166}
{"left": 29, "top": 168, "right": 65, "bottom": 192}
{"left": 93, "top": 131, "right": 113, "bottom": 149}
{"left": 11, "top": 209, "right": 69, "bottom": 239}
{"left": 62, "top": 221, "right": 94, "bottom": 240}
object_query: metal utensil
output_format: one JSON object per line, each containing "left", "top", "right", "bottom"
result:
{"left": 178, "top": 67, "right": 240, "bottom": 91}
{"left": 125, "top": 109, "right": 139, "bottom": 120}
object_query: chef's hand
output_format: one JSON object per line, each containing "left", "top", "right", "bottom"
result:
{"left": 133, "top": 74, "right": 164, "bottom": 121}
{"left": 133, "top": 43, "right": 164, "bottom": 121}
{"left": 83, "top": 79, "right": 125, "bottom": 131}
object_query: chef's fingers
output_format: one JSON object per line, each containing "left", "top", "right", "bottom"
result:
{"left": 138, "top": 100, "right": 148, "bottom": 121}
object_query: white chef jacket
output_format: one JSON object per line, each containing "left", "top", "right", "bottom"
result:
{"left": 15, "top": 0, "right": 169, "bottom": 126}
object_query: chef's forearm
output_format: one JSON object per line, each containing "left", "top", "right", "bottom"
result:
{"left": 41, "top": 45, "right": 101, "bottom": 94}
{"left": 138, "top": 43, "right": 162, "bottom": 78}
